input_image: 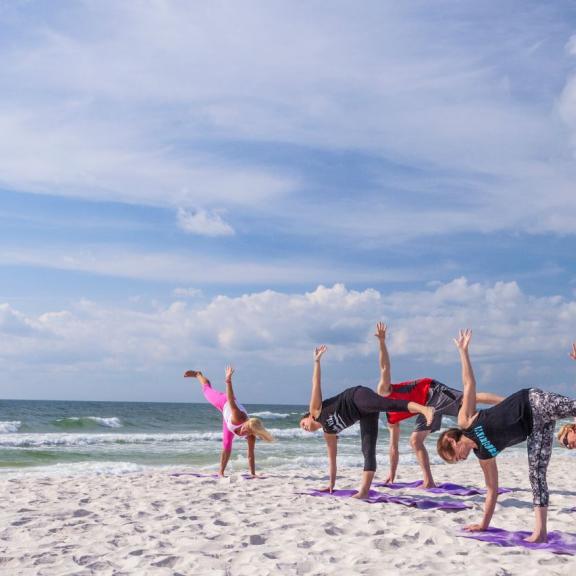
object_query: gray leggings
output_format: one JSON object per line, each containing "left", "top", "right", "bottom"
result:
{"left": 527, "top": 388, "right": 576, "bottom": 506}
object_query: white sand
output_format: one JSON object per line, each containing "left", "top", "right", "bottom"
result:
{"left": 1, "top": 455, "right": 575, "bottom": 575}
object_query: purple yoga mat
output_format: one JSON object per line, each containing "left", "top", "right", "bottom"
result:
{"left": 459, "top": 527, "right": 576, "bottom": 555}
{"left": 374, "top": 480, "right": 513, "bottom": 496}
{"left": 304, "top": 489, "right": 470, "bottom": 510}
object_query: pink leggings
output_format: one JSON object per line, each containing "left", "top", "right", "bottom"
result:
{"left": 202, "top": 381, "right": 235, "bottom": 452}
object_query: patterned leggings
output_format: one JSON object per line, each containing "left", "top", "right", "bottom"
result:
{"left": 527, "top": 388, "right": 576, "bottom": 506}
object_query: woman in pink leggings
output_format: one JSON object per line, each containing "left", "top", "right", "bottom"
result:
{"left": 184, "top": 365, "right": 274, "bottom": 476}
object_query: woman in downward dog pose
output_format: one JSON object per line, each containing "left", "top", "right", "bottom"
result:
{"left": 184, "top": 366, "right": 273, "bottom": 476}
{"left": 300, "top": 345, "right": 435, "bottom": 499}
{"left": 437, "top": 331, "right": 576, "bottom": 543}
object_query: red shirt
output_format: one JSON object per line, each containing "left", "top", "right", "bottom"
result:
{"left": 386, "top": 378, "right": 432, "bottom": 424}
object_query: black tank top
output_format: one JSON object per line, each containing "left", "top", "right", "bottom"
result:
{"left": 462, "top": 388, "right": 533, "bottom": 460}
{"left": 315, "top": 386, "right": 362, "bottom": 434}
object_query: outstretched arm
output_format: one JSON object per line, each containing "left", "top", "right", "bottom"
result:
{"left": 375, "top": 322, "right": 392, "bottom": 396}
{"left": 464, "top": 458, "right": 499, "bottom": 532}
{"left": 309, "top": 346, "right": 327, "bottom": 418}
{"left": 454, "top": 329, "right": 478, "bottom": 428}
{"left": 476, "top": 392, "right": 504, "bottom": 406}
{"left": 246, "top": 435, "right": 256, "bottom": 476}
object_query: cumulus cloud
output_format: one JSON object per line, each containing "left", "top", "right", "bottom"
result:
{"left": 177, "top": 208, "right": 234, "bottom": 237}
{"left": 2, "top": 279, "right": 576, "bottom": 398}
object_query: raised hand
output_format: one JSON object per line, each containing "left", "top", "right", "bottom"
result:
{"left": 453, "top": 329, "right": 472, "bottom": 352}
{"left": 314, "top": 345, "right": 327, "bottom": 362}
{"left": 570, "top": 342, "right": 576, "bottom": 361}
{"left": 184, "top": 370, "right": 200, "bottom": 378}
{"left": 225, "top": 365, "right": 235, "bottom": 380}
{"left": 374, "top": 322, "right": 387, "bottom": 341}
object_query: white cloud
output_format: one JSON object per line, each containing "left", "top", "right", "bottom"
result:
{"left": 173, "top": 287, "right": 203, "bottom": 298}
{"left": 0, "top": 245, "right": 426, "bottom": 285}
{"left": 177, "top": 208, "right": 234, "bottom": 237}
{"left": 2, "top": 280, "right": 576, "bottom": 395}
{"left": 0, "top": 1, "right": 575, "bottom": 240}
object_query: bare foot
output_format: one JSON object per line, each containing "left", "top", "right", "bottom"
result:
{"left": 423, "top": 407, "right": 436, "bottom": 427}
{"left": 421, "top": 481, "right": 436, "bottom": 489}
{"left": 524, "top": 533, "right": 547, "bottom": 543}
{"left": 352, "top": 491, "right": 369, "bottom": 500}
{"left": 184, "top": 370, "right": 200, "bottom": 378}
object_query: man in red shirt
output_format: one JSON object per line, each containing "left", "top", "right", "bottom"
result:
{"left": 375, "top": 322, "right": 503, "bottom": 488}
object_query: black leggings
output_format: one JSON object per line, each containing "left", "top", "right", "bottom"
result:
{"left": 353, "top": 387, "right": 411, "bottom": 472}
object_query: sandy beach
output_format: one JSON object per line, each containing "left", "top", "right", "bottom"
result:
{"left": 1, "top": 454, "right": 575, "bottom": 576}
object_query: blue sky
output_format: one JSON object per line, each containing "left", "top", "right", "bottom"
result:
{"left": 1, "top": 0, "right": 576, "bottom": 403}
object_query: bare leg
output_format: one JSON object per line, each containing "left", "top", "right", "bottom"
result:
{"left": 219, "top": 449, "right": 231, "bottom": 476}
{"left": 407, "top": 402, "right": 435, "bottom": 427}
{"left": 525, "top": 506, "right": 548, "bottom": 543}
{"left": 352, "top": 471, "right": 375, "bottom": 499}
{"left": 410, "top": 430, "right": 435, "bottom": 488}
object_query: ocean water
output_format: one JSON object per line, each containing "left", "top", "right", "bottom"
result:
{"left": 0, "top": 399, "right": 549, "bottom": 476}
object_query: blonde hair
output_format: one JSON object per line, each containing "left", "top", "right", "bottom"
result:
{"left": 557, "top": 423, "right": 576, "bottom": 445}
{"left": 244, "top": 418, "right": 274, "bottom": 442}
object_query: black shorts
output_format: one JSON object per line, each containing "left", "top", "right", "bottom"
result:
{"left": 413, "top": 381, "right": 463, "bottom": 433}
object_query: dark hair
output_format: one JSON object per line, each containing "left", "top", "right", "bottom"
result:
{"left": 301, "top": 412, "right": 310, "bottom": 420}
{"left": 437, "top": 428, "right": 463, "bottom": 462}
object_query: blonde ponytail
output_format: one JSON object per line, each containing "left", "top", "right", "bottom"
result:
{"left": 244, "top": 417, "right": 274, "bottom": 442}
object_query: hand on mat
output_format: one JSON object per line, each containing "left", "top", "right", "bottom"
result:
{"left": 382, "top": 472, "right": 395, "bottom": 485}
{"left": 464, "top": 523, "right": 488, "bottom": 532}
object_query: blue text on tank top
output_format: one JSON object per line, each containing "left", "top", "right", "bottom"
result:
{"left": 473, "top": 425, "right": 499, "bottom": 457}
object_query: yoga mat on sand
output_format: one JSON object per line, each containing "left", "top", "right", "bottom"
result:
{"left": 304, "top": 489, "right": 470, "bottom": 510}
{"left": 374, "top": 480, "right": 513, "bottom": 496}
{"left": 459, "top": 528, "right": 576, "bottom": 555}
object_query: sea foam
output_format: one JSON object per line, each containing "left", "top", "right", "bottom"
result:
{"left": 0, "top": 421, "right": 21, "bottom": 434}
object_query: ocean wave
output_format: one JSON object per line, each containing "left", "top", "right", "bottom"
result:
{"left": 250, "top": 411, "right": 291, "bottom": 419}
{"left": 54, "top": 416, "right": 123, "bottom": 429}
{"left": 0, "top": 461, "right": 145, "bottom": 477}
{"left": 0, "top": 421, "right": 22, "bottom": 434}
{"left": 0, "top": 430, "right": 227, "bottom": 448}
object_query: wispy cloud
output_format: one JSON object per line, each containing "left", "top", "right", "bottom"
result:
{"left": 0, "top": 1, "right": 574, "bottom": 240}
{"left": 177, "top": 208, "right": 234, "bottom": 237}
